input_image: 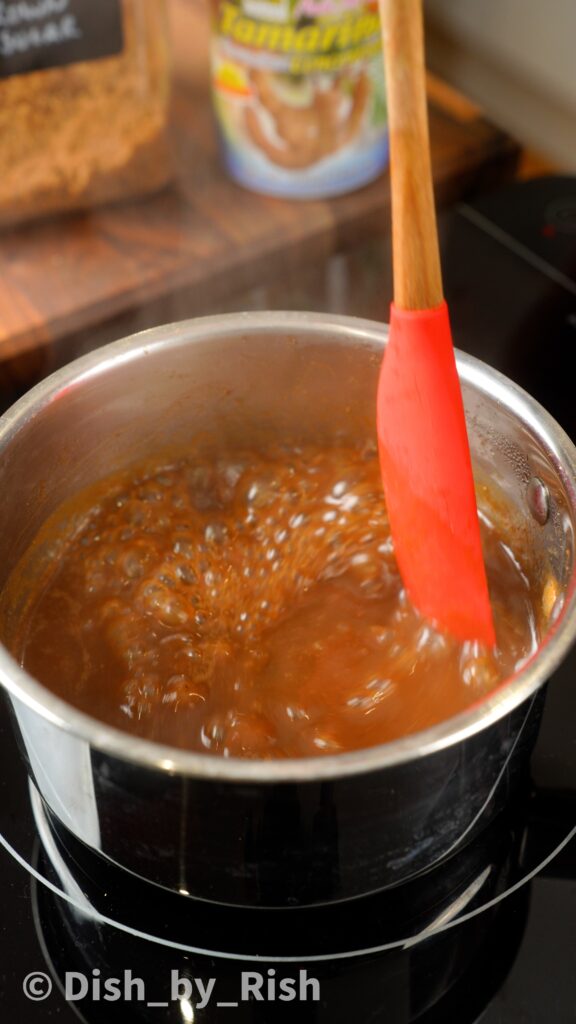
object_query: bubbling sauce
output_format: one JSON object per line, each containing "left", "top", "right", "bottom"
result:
{"left": 9, "top": 442, "right": 539, "bottom": 758}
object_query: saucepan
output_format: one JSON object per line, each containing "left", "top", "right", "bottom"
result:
{"left": 0, "top": 312, "right": 575, "bottom": 908}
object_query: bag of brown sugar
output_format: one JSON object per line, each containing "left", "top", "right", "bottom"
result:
{"left": 0, "top": 0, "right": 172, "bottom": 227}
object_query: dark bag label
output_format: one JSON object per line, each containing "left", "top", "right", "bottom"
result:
{"left": 0, "top": 0, "right": 124, "bottom": 80}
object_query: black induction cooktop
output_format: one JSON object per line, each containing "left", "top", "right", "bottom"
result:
{"left": 2, "top": 175, "right": 576, "bottom": 1022}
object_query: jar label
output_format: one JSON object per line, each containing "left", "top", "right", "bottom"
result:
{"left": 211, "top": 0, "right": 388, "bottom": 198}
{"left": 0, "top": 0, "right": 124, "bottom": 79}
{"left": 217, "top": 0, "right": 381, "bottom": 76}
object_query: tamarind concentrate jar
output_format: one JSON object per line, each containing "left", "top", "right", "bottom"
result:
{"left": 209, "top": 0, "right": 389, "bottom": 199}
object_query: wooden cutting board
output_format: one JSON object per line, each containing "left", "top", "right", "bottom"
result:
{"left": 0, "top": 0, "right": 519, "bottom": 365}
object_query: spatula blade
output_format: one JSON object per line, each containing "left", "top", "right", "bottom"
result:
{"left": 377, "top": 302, "right": 496, "bottom": 646}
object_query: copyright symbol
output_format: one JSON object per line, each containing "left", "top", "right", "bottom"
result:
{"left": 23, "top": 972, "right": 53, "bottom": 1001}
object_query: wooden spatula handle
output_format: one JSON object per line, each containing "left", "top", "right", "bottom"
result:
{"left": 380, "top": 0, "right": 444, "bottom": 311}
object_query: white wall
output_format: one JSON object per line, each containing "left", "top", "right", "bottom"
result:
{"left": 425, "top": 0, "right": 576, "bottom": 168}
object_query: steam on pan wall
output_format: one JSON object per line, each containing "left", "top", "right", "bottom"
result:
{"left": 424, "top": 0, "right": 576, "bottom": 169}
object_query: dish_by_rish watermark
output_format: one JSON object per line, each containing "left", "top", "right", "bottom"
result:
{"left": 23, "top": 968, "right": 321, "bottom": 1007}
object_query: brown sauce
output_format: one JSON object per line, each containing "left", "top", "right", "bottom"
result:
{"left": 7, "top": 442, "right": 539, "bottom": 758}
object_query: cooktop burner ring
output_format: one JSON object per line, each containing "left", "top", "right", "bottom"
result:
{"left": 0, "top": 780, "right": 569, "bottom": 963}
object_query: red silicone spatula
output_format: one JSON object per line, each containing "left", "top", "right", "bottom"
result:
{"left": 377, "top": 0, "right": 495, "bottom": 646}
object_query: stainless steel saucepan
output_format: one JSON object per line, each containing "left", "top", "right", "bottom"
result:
{"left": 0, "top": 312, "right": 575, "bottom": 907}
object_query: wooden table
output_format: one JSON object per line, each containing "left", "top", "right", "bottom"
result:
{"left": 0, "top": 0, "right": 519, "bottom": 385}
